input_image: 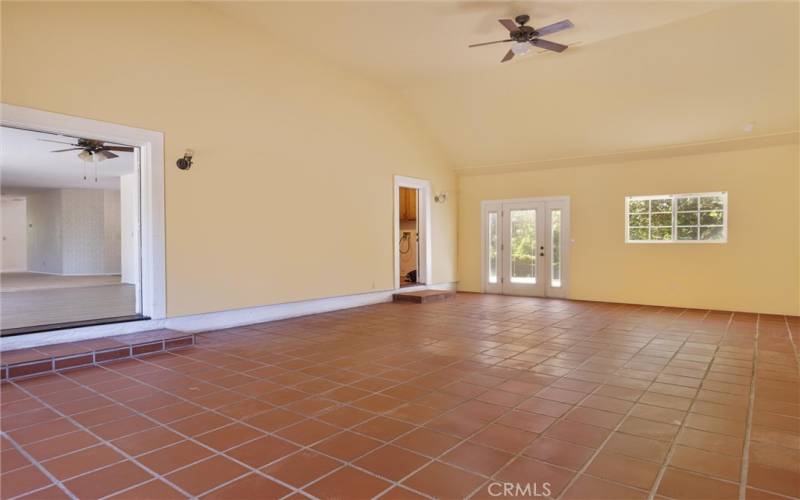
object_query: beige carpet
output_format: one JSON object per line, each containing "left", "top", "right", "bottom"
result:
{"left": 1, "top": 272, "right": 122, "bottom": 292}
{"left": 1, "top": 272, "right": 136, "bottom": 330}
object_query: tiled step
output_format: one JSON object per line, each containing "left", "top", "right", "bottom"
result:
{"left": 393, "top": 289, "right": 456, "bottom": 304}
{"left": 0, "top": 329, "right": 194, "bottom": 380}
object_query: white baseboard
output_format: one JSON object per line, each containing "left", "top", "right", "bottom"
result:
{"left": 0, "top": 282, "right": 457, "bottom": 351}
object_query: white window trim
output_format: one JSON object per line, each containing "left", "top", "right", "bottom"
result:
{"left": 625, "top": 191, "right": 728, "bottom": 244}
{"left": 1, "top": 103, "right": 166, "bottom": 319}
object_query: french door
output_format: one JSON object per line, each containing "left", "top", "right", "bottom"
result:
{"left": 482, "top": 197, "right": 569, "bottom": 297}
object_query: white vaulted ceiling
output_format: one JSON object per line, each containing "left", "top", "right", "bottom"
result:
{"left": 209, "top": 1, "right": 799, "bottom": 170}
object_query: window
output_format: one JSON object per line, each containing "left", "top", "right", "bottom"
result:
{"left": 550, "top": 209, "right": 562, "bottom": 287}
{"left": 625, "top": 192, "right": 727, "bottom": 243}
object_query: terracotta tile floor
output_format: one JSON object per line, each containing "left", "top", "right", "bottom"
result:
{"left": 1, "top": 294, "right": 798, "bottom": 499}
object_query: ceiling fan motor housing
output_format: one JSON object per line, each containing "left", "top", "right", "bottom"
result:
{"left": 511, "top": 25, "right": 540, "bottom": 42}
{"left": 78, "top": 138, "right": 105, "bottom": 152}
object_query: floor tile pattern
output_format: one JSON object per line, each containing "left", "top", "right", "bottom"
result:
{"left": 1, "top": 294, "right": 798, "bottom": 499}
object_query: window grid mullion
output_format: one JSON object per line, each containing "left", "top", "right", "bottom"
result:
{"left": 625, "top": 192, "right": 726, "bottom": 244}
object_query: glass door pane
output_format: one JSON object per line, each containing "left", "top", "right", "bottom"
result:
{"left": 488, "top": 211, "right": 498, "bottom": 283}
{"left": 484, "top": 198, "right": 566, "bottom": 297}
{"left": 550, "top": 209, "right": 561, "bottom": 288}
{"left": 509, "top": 209, "right": 536, "bottom": 284}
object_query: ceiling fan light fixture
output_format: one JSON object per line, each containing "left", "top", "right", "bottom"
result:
{"left": 78, "top": 150, "right": 93, "bottom": 161}
{"left": 94, "top": 150, "right": 116, "bottom": 161}
{"left": 511, "top": 42, "right": 530, "bottom": 55}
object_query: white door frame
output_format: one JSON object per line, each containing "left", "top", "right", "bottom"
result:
{"left": 394, "top": 175, "right": 431, "bottom": 289}
{"left": 481, "top": 196, "right": 571, "bottom": 298}
{"left": 1, "top": 103, "right": 166, "bottom": 320}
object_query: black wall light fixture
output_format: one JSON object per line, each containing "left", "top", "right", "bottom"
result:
{"left": 177, "top": 149, "right": 194, "bottom": 170}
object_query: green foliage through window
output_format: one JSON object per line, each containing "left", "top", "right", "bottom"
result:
{"left": 626, "top": 192, "right": 726, "bottom": 243}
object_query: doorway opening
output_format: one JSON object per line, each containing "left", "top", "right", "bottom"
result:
{"left": 0, "top": 126, "right": 143, "bottom": 335}
{"left": 0, "top": 103, "right": 165, "bottom": 339}
{"left": 394, "top": 176, "right": 431, "bottom": 290}
{"left": 398, "top": 187, "right": 419, "bottom": 287}
{"left": 481, "top": 197, "right": 570, "bottom": 297}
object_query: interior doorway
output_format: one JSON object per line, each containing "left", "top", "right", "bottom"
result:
{"left": 0, "top": 126, "right": 143, "bottom": 334}
{"left": 398, "top": 187, "right": 419, "bottom": 287}
{"left": 0, "top": 103, "right": 165, "bottom": 339}
{"left": 394, "top": 176, "right": 431, "bottom": 290}
{"left": 482, "top": 197, "right": 570, "bottom": 297}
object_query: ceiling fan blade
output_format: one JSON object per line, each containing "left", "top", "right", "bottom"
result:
{"left": 102, "top": 146, "right": 135, "bottom": 152}
{"left": 38, "top": 138, "right": 79, "bottom": 146}
{"left": 531, "top": 38, "right": 569, "bottom": 53}
{"left": 498, "top": 19, "right": 518, "bottom": 32}
{"left": 501, "top": 49, "right": 515, "bottom": 62}
{"left": 50, "top": 148, "right": 83, "bottom": 153}
{"left": 469, "top": 39, "right": 512, "bottom": 48}
{"left": 535, "top": 19, "right": 574, "bottom": 37}
{"left": 94, "top": 150, "right": 118, "bottom": 161}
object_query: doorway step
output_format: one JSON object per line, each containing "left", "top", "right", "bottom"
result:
{"left": 393, "top": 290, "right": 455, "bottom": 304}
{"left": 1, "top": 329, "right": 194, "bottom": 380}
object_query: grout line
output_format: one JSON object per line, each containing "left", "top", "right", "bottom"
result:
{"left": 2, "top": 431, "right": 78, "bottom": 500}
{"left": 4, "top": 300, "right": 777, "bottom": 500}
{"left": 646, "top": 339, "right": 730, "bottom": 496}
{"left": 8, "top": 380, "right": 197, "bottom": 499}
{"left": 557, "top": 309, "right": 706, "bottom": 500}
{"left": 738, "top": 313, "right": 760, "bottom": 499}
{"left": 60, "top": 358, "right": 431, "bottom": 499}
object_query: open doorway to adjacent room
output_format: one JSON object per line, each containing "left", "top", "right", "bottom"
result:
{"left": 394, "top": 175, "right": 431, "bottom": 290}
{"left": 0, "top": 125, "right": 143, "bottom": 335}
{"left": 398, "top": 186, "right": 419, "bottom": 287}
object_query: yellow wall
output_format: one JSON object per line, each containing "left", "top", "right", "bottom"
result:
{"left": 3, "top": 2, "right": 798, "bottom": 319}
{"left": 458, "top": 144, "right": 800, "bottom": 315}
{"left": 1, "top": 2, "right": 458, "bottom": 316}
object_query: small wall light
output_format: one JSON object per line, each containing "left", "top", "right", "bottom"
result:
{"left": 434, "top": 192, "right": 448, "bottom": 204}
{"left": 177, "top": 149, "right": 194, "bottom": 170}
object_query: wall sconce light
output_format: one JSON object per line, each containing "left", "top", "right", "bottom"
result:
{"left": 434, "top": 192, "right": 448, "bottom": 204}
{"left": 176, "top": 149, "right": 194, "bottom": 170}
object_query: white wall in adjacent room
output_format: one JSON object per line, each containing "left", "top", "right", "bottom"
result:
{"left": 61, "top": 188, "right": 105, "bottom": 275}
{"left": 24, "top": 187, "right": 121, "bottom": 276}
{"left": 103, "top": 189, "right": 121, "bottom": 274}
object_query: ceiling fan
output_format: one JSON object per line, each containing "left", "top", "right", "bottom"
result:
{"left": 469, "top": 14, "right": 574, "bottom": 62}
{"left": 39, "top": 137, "right": 134, "bottom": 162}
